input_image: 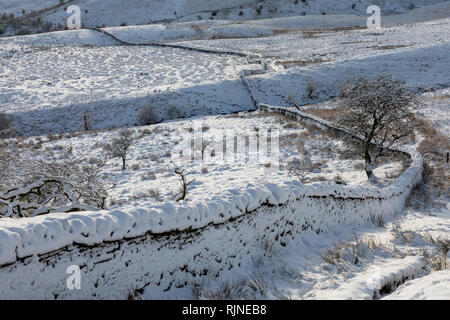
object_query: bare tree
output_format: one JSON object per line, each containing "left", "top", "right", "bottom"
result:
{"left": 174, "top": 168, "right": 195, "bottom": 202}
{"left": 103, "top": 128, "right": 136, "bottom": 170}
{"left": 337, "top": 75, "right": 418, "bottom": 179}
{"left": 0, "top": 152, "right": 108, "bottom": 218}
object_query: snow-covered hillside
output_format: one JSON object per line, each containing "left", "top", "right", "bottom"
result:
{"left": 1, "top": 0, "right": 449, "bottom": 36}
{"left": 1, "top": 12, "right": 449, "bottom": 136}
{"left": 0, "top": 0, "right": 448, "bottom": 301}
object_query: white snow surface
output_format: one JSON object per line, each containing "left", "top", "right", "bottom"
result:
{"left": 383, "top": 269, "right": 450, "bottom": 300}
{"left": 1, "top": 0, "right": 448, "bottom": 27}
{"left": 1, "top": 16, "right": 449, "bottom": 136}
{"left": 0, "top": 2, "right": 448, "bottom": 299}
{"left": 0, "top": 106, "right": 423, "bottom": 283}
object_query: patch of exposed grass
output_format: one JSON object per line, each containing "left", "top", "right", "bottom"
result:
{"left": 369, "top": 213, "right": 385, "bottom": 227}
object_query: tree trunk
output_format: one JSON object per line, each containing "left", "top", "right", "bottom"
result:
{"left": 364, "top": 165, "right": 373, "bottom": 179}
{"left": 364, "top": 144, "right": 373, "bottom": 179}
{"left": 122, "top": 157, "right": 126, "bottom": 170}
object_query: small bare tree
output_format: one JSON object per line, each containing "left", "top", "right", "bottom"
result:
{"left": 337, "top": 75, "right": 418, "bottom": 179}
{"left": 0, "top": 152, "right": 108, "bottom": 218}
{"left": 82, "top": 109, "right": 91, "bottom": 131}
{"left": 287, "top": 158, "right": 310, "bottom": 183}
{"left": 195, "top": 137, "right": 212, "bottom": 160}
{"left": 174, "top": 167, "right": 195, "bottom": 202}
{"left": 103, "top": 128, "right": 136, "bottom": 170}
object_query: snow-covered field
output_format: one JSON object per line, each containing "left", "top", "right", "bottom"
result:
{"left": 0, "top": 1, "right": 449, "bottom": 300}
{"left": 1, "top": 110, "right": 409, "bottom": 209}
{"left": 1, "top": 0, "right": 448, "bottom": 30}
{"left": 0, "top": 41, "right": 254, "bottom": 135}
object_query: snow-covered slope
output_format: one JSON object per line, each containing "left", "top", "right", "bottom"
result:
{"left": 383, "top": 269, "right": 450, "bottom": 300}
{"left": 1, "top": 0, "right": 448, "bottom": 31}
{"left": 1, "top": 14, "right": 449, "bottom": 137}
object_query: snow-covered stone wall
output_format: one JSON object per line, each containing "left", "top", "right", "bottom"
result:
{"left": 0, "top": 105, "right": 423, "bottom": 299}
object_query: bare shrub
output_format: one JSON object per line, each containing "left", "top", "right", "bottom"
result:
{"left": 391, "top": 225, "right": 414, "bottom": 244}
{"left": 103, "top": 128, "right": 136, "bottom": 170}
{"left": 415, "top": 116, "right": 449, "bottom": 161}
{"left": 287, "top": 158, "right": 310, "bottom": 183}
{"left": 321, "top": 245, "right": 342, "bottom": 265}
{"left": 138, "top": 106, "right": 160, "bottom": 125}
{"left": 166, "top": 106, "right": 185, "bottom": 119}
{"left": 305, "top": 81, "right": 317, "bottom": 99}
{"left": 0, "top": 113, "right": 15, "bottom": 138}
{"left": 246, "top": 272, "right": 268, "bottom": 297}
{"left": 337, "top": 75, "right": 418, "bottom": 179}
{"left": 0, "top": 153, "right": 107, "bottom": 218}
{"left": 413, "top": 117, "right": 450, "bottom": 203}
{"left": 369, "top": 213, "right": 385, "bottom": 227}
{"left": 194, "top": 137, "right": 212, "bottom": 160}
{"left": 436, "top": 238, "right": 450, "bottom": 255}
{"left": 129, "top": 188, "right": 161, "bottom": 202}
{"left": 141, "top": 171, "right": 156, "bottom": 181}
{"left": 283, "top": 122, "right": 300, "bottom": 129}
{"left": 148, "top": 188, "right": 161, "bottom": 201}
{"left": 0, "top": 113, "right": 11, "bottom": 131}
{"left": 16, "top": 28, "right": 31, "bottom": 36}
{"left": 127, "top": 288, "right": 144, "bottom": 300}
{"left": 192, "top": 279, "right": 248, "bottom": 300}
{"left": 305, "top": 107, "right": 342, "bottom": 122}
{"left": 422, "top": 249, "right": 448, "bottom": 271}
{"left": 258, "top": 235, "right": 280, "bottom": 258}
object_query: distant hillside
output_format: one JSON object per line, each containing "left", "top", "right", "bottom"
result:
{"left": 1, "top": 0, "right": 448, "bottom": 36}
